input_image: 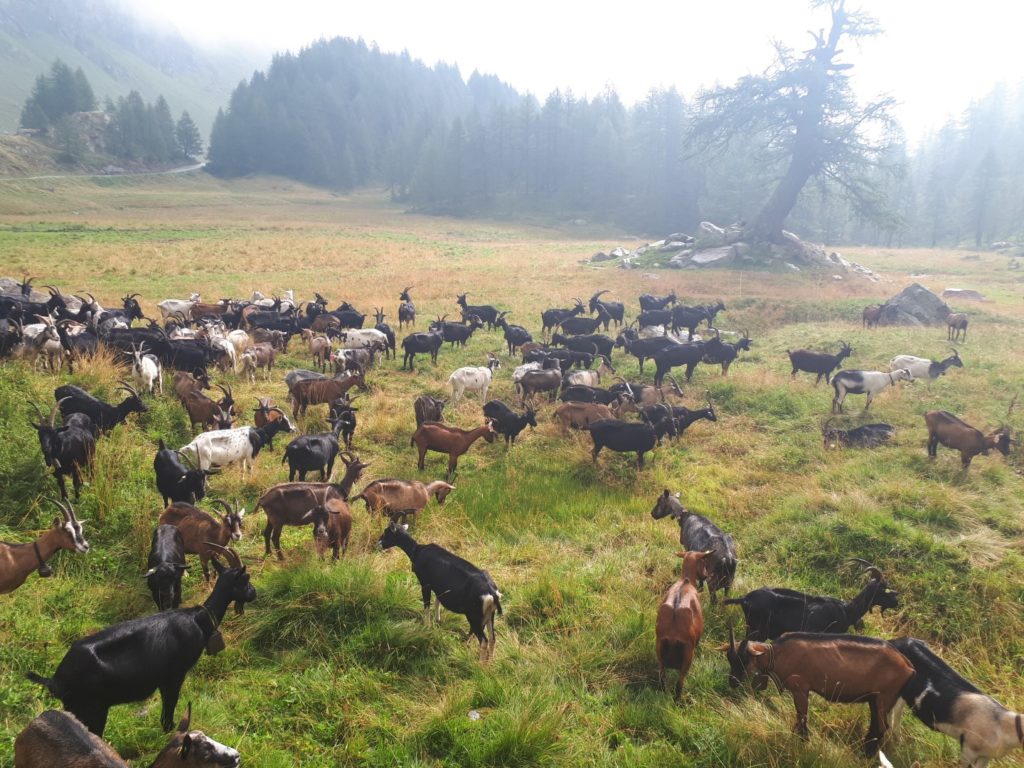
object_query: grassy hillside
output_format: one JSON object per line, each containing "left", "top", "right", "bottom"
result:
{"left": 0, "top": 176, "right": 1021, "bottom": 767}
{"left": 0, "top": 0, "right": 262, "bottom": 136}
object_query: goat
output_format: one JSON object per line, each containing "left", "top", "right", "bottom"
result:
{"left": 282, "top": 421, "right": 345, "bottom": 480}
{"left": 890, "top": 636, "right": 1024, "bottom": 768}
{"left": 656, "top": 550, "right": 711, "bottom": 698}
{"left": 616, "top": 332, "right": 679, "bottom": 375}
{"left": 482, "top": 400, "right": 537, "bottom": 446}
{"left": 156, "top": 292, "right": 201, "bottom": 320}
{"left": 252, "top": 398, "right": 288, "bottom": 435}
{"left": 652, "top": 341, "right": 706, "bottom": 386}
{"left": 924, "top": 409, "right": 1013, "bottom": 468}
{"left": 411, "top": 421, "right": 496, "bottom": 481}
{"left": 353, "top": 478, "right": 456, "bottom": 524}
{"left": 540, "top": 299, "right": 584, "bottom": 338}
{"left": 638, "top": 290, "right": 677, "bottom": 311}
{"left": 130, "top": 342, "right": 163, "bottom": 395}
{"left": 721, "top": 630, "right": 914, "bottom": 757}
{"left": 378, "top": 523, "right": 502, "bottom": 661}
{"left": 55, "top": 382, "right": 147, "bottom": 433}
{"left": 585, "top": 418, "right": 677, "bottom": 469}
{"left": 398, "top": 286, "right": 416, "bottom": 329}
{"left": 456, "top": 293, "right": 500, "bottom": 329}
{"left": 495, "top": 313, "right": 533, "bottom": 355}
{"left": 448, "top": 353, "right": 501, "bottom": 405}
{"left": 641, "top": 401, "right": 718, "bottom": 441}
{"left": 430, "top": 314, "right": 485, "bottom": 348}
{"left": 552, "top": 331, "right": 615, "bottom": 360}
{"left": 146, "top": 525, "right": 187, "bottom": 611}
{"left": 302, "top": 330, "right": 332, "bottom": 372}
{"left": 559, "top": 384, "right": 621, "bottom": 405}
{"left": 821, "top": 420, "right": 895, "bottom": 449}
{"left": 309, "top": 498, "right": 353, "bottom": 560}
{"left": 588, "top": 290, "right": 624, "bottom": 328}
{"left": 553, "top": 401, "right": 617, "bottom": 430}
{"left": 372, "top": 307, "right": 396, "bottom": 359}
{"left": 518, "top": 367, "right": 562, "bottom": 406}
{"left": 14, "top": 705, "right": 240, "bottom": 768}
{"left": 332, "top": 346, "right": 375, "bottom": 374}
{"left": 255, "top": 452, "right": 369, "bottom": 560}
{"left": 670, "top": 305, "right": 711, "bottom": 338}
{"left": 159, "top": 500, "right": 245, "bottom": 582}
{"left": 289, "top": 370, "right": 367, "bottom": 418}
{"left": 414, "top": 394, "right": 447, "bottom": 427}
{"left": 172, "top": 370, "right": 210, "bottom": 402}
{"left": 329, "top": 397, "right": 358, "bottom": 449}
{"left": 401, "top": 329, "right": 444, "bottom": 370}
{"left": 30, "top": 400, "right": 96, "bottom": 500}
{"left": 724, "top": 559, "right": 899, "bottom": 641}
{"left": 702, "top": 330, "right": 752, "bottom": 375}
{"left": 242, "top": 342, "right": 276, "bottom": 381}
{"left": 947, "top": 312, "right": 969, "bottom": 341}
{"left": 862, "top": 304, "right": 882, "bottom": 328}
{"left": 28, "top": 316, "right": 64, "bottom": 373}
{"left": 559, "top": 305, "right": 610, "bottom": 336}
{"left": 651, "top": 490, "right": 736, "bottom": 602}
{"left": 889, "top": 349, "right": 963, "bottom": 381}
{"left": 786, "top": 342, "right": 853, "bottom": 385}
{"left": 0, "top": 498, "right": 88, "bottom": 594}
{"left": 182, "top": 385, "right": 235, "bottom": 434}
{"left": 563, "top": 355, "right": 615, "bottom": 388}
{"left": 27, "top": 545, "right": 255, "bottom": 736}
{"left": 832, "top": 369, "right": 913, "bottom": 413}
{"left": 180, "top": 418, "right": 295, "bottom": 475}
{"left": 154, "top": 439, "right": 215, "bottom": 506}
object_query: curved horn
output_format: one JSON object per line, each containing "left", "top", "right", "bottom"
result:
{"left": 28, "top": 401, "right": 46, "bottom": 426}
{"left": 203, "top": 542, "right": 241, "bottom": 569}
{"left": 216, "top": 384, "right": 231, "bottom": 399}
{"left": 209, "top": 499, "right": 233, "bottom": 522}
{"left": 844, "top": 558, "right": 883, "bottom": 580}
{"left": 45, "top": 496, "right": 72, "bottom": 521}
{"left": 50, "top": 397, "right": 69, "bottom": 429}
{"left": 175, "top": 450, "right": 197, "bottom": 469}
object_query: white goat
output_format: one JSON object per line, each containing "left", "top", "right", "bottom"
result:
{"left": 180, "top": 417, "right": 294, "bottom": 474}
{"left": 156, "top": 293, "right": 200, "bottom": 320}
{"left": 888, "top": 350, "right": 963, "bottom": 382}
{"left": 130, "top": 343, "right": 163, "bottom": 395}
{"left": 239, "top": 349, "right": 259, "bottom": 384}
{"left": 337, "top": 328, "right": 388, "bottom": 351}
{"left": 448, "top": 354, "right": 501, "bottom": 405}
{"left": 226, "top": 329, "right": 251, "bottom": 357}
{"left": 831, "top": 368, "right": 913, "bottom": 413}
{"left": 563, "top": 355, "right": 615, "bottom": 388}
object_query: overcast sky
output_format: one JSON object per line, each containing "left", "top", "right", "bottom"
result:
{"left": 124, "top": 0, "right": 1021, "bottom": 140}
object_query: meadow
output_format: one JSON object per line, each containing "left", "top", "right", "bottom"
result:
{"left": 0, "top": 171, "right": 1022, "bottom": 767}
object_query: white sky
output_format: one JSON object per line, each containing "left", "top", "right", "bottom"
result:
{"left": 123, "top": 0, "right": 1024, "bottom": 140}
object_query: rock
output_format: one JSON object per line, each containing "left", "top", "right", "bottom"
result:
{"left": 991, "top": 241, "right": 1012, "bottom": 250}
{"left": 878, "top": 283, "right": 950, "bottom": 326}
{"left": 942, "top": 288, "right": 987, "bottom": 302}
{"left": 658, "top": 241, "right": 688, "bottom": 253}
{"left": 691, "top": 246, "right": 734, "bottom": 266}
{"left": 667, "top": 254, "right": 689, "bottom": 269}
{"left": 610, "top": 246, "right": 630, "bottom": 258}
{"left": 620, "top": 258, "right": 635, "bottom": 270}
{"left": 696, "top": 221, "right": 727, "bottom": 246}
{"left": 666, "top": 232, "right": 695, "bottom": 244}
{"left": 590, "top": 251, "right": 615, "bottom": 262}
{"left": 633, "top": 245, "right": 650, "bottom": 257}
{"left": 733, "top": 242, "right": 752, "bottom": 258}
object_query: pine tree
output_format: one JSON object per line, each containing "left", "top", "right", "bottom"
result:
{"left": 175, "top": 112, "right": 203, "bottom": 160}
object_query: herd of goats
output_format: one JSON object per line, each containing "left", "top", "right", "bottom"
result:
{"left": 0, "top": 276, "right": 1020, "bottom": 767}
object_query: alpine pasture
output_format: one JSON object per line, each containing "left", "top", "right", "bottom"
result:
{"left": 0, "top": 172, "right": 1022, "bottom": 767}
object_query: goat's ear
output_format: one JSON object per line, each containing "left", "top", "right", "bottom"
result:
{"left": 747, "top": 645, "right": 765, "bottom": 657}
{"left": 178, "top": 734, "right": 193, "bottom": 758}
{"left": 662, "top": 489, "right": 670, "bottom": 499}
{"left": 714, "top": 643, "right": 732, "bottom": 652}
{"left": 53, "top": 516, "right": 62, "bottom": 528}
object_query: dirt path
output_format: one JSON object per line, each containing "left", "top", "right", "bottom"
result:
{"left": 0, "top": 162, "right": 205, "bottom": 182}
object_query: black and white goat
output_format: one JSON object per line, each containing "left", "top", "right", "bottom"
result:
{"left": 831, "top": 369, "right": 913, "bottom": 413}
{"left": 888, "top": 349, "right": 963, "bottom": 382}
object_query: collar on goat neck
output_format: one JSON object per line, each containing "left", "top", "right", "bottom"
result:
{"left": 199, "top": 604, "right": 220, "bottom": 634}
{"left": 33, "top": 541, "right": 52, "bottom": 577}
{"left": 757, "top": 643, "right": 785, "bottom": 694}
{"left": 888, "top": 371, "right": 897, "bottom": 385}
{"left": 1016, "top": 713, "right": 1023, "bottom": 746}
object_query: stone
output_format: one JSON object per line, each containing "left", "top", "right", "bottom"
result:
{"left": 696, "top": 221, "right": 727, "bottom": 246}
{"left": 942, "top": 288, "right": 987, "bottom": 302}
{"left": 610, "top": 246, "right": 630, "bottom": 258}
{"left": 665, "top": 232, "right": 695, "bottom": 243}
{"left": 658, "top": 241, "right": 688, "bottom": 253}
{"left": 878, "top": 283, "right": 950, "bottom": 326}
{"left": 590, "top": 251, "right": 613, "bottom": 262}
{"left": 691, "top": 246, "right": 734, "bottom": 265}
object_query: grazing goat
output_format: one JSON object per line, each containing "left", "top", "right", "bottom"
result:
{"left": 721, "top": 631, "right": 914, "bottom": 757}
{"left": 448, "top": 353, "right": 501, "bottom": 405}
{"left": 302, "top": 330, "right": 332, "bottom": 372}
{"left": 182, "top": 385, "right": 234, "bottom": 434}
{"left": 552, "top": 332, "right": 615, "bottom": 360}
{"left": 651, "top": 490, "right": 736, "bottom": 602}
{"left": 540, "top": 300, "right": 584, "bottom": 338}
{"left": 282, "top": 421, "right": 345, "bottom": 480}
{"left": 14, "top": 705, "right": 240, "bottom": 768}
{"left": 862, "top": 304, "right": 882, "bottom": 328}
{"left": 890, "top": 636, "right": 1024, "bottom": 768}
{"left": 947, "top": 312, "right": 969, "bottom": 341}
{"left": 27, "top": 545, "right": 254, "bottom": 736}
{"left": 159, "top": 500, "right": 245, "bottom": 582}
{"left": 656, "top": 550, "right": 711, "bottom": 698}
{"left": 411, "top": 421, "right": 496, "bottom": 481}
{"left": 180, "top": 418, "right": 295, "bottom": 475}
{"left": 553, "top": 401, "right": 616, "bottom": 430}
{"left": 652, "top": 341, "right": 706, "bottom": 386}
{"left": 888, "top": 349, "right": 963, "bottom": 381}
{"left": 482, "top": 400, "right": 537, "bottom": 446}
{"left": 146, "top": 525, "right": 187, "bottom": 611}
{"left": 154, "top": 439, "right": 216, "bottom": 506}
{"left": 401, "top": 329, "right": 444, "bottom": 370}
{"left": 55, "top": 382, "right": 147, "bottom": 433}
{"left": 414, "top": 394, "right": 447, "bottom": 427}
{"left": 309, "top": 499, "right": 353, "bottom": 560}
{"left": 786, "top": 342, "right": 853, "bottom": 385}
{"left": 378, "top": 523, "right": 502, "bottom": 661}
{"left": 456, "top": 293, "right": 500, "bottom": 329}
{"left": 353, "top": 478, "right": 456, "bottom": 524}
{"left": 329, "top": 397, "right": 358, "bottom": 449}
{"left": 30, "top": 400, "right": 95, "bottom": 500}
{"left": 255, "top": 452, "right": 369, "bottom": 560}
{"left": 0, "top": 498, "right": 88, "bottom": 594}
{"left": 616, "top": 332, "right": 678, "bottom": 375}
{"left": 430, "top": 314, "right": 485, "bottom": 348}
{"left": 701, "top": 330, "right": 752, "bottom": 375}
{"left": 924, "top": 410, "right": 1012, "bottom": 468}
{"left": 289, "top": 370, "right": 367, "bottom": 417}
{"left": 156, "top": 292, "right": 201, "bottom": 320}
{"left": 519, "top": 367, "right": 562, "bottom": 405}
{"left": 724, "top": 559, "right": 899, "bottom": 641}
{"left": 832, "top": 369, "right": 913, "bottom": 413}
{"left": 173, "top": 370, "right": 210, "bottom": 402}
{"left": 821, "top": 420, "right": 895, "bottom": 449}
{"left": 585, "top": 418, "right": 677, "bottom": 469}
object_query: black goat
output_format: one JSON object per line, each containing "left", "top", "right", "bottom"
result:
{"left": 456, "top": 293, "right": 501, "bottom": 330}
{"left": 641, "top": 401, "right": 717, "bottom": 438}
{"left": 552, "top": 332, "right": 615, "bottom": 359}
{"left": 638, "top": 308, "right": 674, "bottom": 328}
{"left": 701, "top": 330, "right": 752, "bottom": 375}
{"left": 495, "top": 313, "right": 533, "bottom": 356}
{"left": 787, "top": 342, "right": 853, "bottom": 384}
{"left": 430, "top": 314, "right": 484, "bottom": 348}
{"left": 398, "top": 287, "right": 416, "bottom": 329}
{"left": 146, "top": 524, "right": 187, "bottom": 611}
{"left": 372, "top": 308, "right": 396, "bottom": 359}
{"left": 282, "top": 421, "right": 344, "bottom": 481}
{"left": 482, "top": 400, "right": 537, "bottom": 446}
{"left": 378, "top": 524, "right": 502, "bottom": 661}
{"left": 588, "top": 290, "right": 624, "bottom": 328}
{"left": 540, "top": 299, "right": 584, "bottom": 337}
{"left": 652, "top": 341, "right": 706, "bottom": 385}
{"left": 401, "top": 330, "right": 444, "bottom": 370}
{"left": 414, "top": 394, "right": 447, "bottom": 427}
{"left": 559, "top": 306, "right": 609, "bottom": 336}
{"left": 559, "top": 384, "right": 620, "bottom": 405}
{"left": 638, "top": 290, "right": 677, "bottom": 311}
{"left": 27, "top": 545, "right": 255, "bottom": 736}
{"left": 651, "top": 489, "right": 737, "bottom": 603}
{"left": 329, "top": 397, "right": 358, "bottom": 449}
{"left": 154, "top": 438, "right": 215, "bottom": 506}
{"left": 723, "top": 559, "right": 899, "bottom": 640}
{"left": 55, "top": 381, "right": 147, "bottom": 433}
{"left": 30, "top": 400, "right": 95, "bottom": 500}
{"left": 584, "top": 417, "right": 676, "bottom": 468}
{"left": 615, "top": 332, "right": 678, "bottom": 374}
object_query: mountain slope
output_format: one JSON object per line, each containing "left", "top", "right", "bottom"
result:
{"left": 0, "top": 0, "right": 264, "bottom": 136}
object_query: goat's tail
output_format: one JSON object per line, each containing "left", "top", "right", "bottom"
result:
{"left": 409, "top": 434, "right": 416, "bottom": 447}
{"left": 721, "top": 597, "right": 745, "bottom": 607}
{"left": 26, "top": 671, "right": 58, "bottom": 697}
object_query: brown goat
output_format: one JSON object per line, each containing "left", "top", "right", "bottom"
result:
{"left": 189, "top": 300, "right": 230, "bottom": 321}
{"left": 862, "top": 305, "right": 882, "bottom": 329}
{"left": 947, "top": 312, "right": 969, "bottom": 341}
{"left": 289, "top": 370, "right": 368, "bottom": 417}
{"left": 553, "top": 401, "right": 615, "bottom": 430}
{"left": 302, "top": 330, "right": 332, "bottom": 373}
{"left": 722, "top": 630, "right": 914, "bottom": 757}
{"left": 656, "top": 551, "right": 710, "bottom": 698}
{"left": 182, "top": 385, "right": 234, "bottom": 433}
{"left": 352, "top": 478, "right": 456, "bottom": 523}
{"left": 173, "top": 370, "right": 211, "bottom": 403}
{"left": 252, "top": 397, "right": 287, "bottom": 429}
{"left": 1, "top": 498, "right": 89, "bottom": 594}
{"left": 14, "top": 705, "right": 239, "bottom": 768}
{"left": 251, "top": 328, "right": 289, "bottom": 350}
{"left": 309, "top": 497, "right": 353, "bottom": 560}
{"left": 158, "top": 499, "right": 245, "bottom": 581}
{"left": 410, "top": 422, "right": 496, "bottom": 481}
{"left": 243, "top": 343, "right": 277, "bottom": 381}
{"left": 924, "top": 410, "right": 1012, "bottom": 468}
{"left": 255, "top": 452, "right": 370, "bottom": 560}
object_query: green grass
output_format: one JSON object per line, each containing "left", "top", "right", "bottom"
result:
{"left": 0, "top": 178, "right": 1021, "bottom": 767}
